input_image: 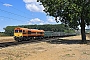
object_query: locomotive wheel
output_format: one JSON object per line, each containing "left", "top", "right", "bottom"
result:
{"left": 17, "top": 39, "right": 22, "bottom": 42}
{"left": 14, "top": 37, "right": 22, "bottom": 42}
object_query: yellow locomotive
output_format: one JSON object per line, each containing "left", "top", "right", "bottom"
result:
{"left": 14, "top": 27, "right": 44, "bottom": 42}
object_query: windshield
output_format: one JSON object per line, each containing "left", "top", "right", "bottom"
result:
{"left": 19, "top": 30, "right": 22, "bottom": 32}
{"left": 15, "top": 30, "right": 22, "bottom": 33}
{"left": 15, "top": 30, "right": 18, "bottom": 33}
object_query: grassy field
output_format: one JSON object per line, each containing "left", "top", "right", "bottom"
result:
{"left": 0, "top": 35, "right": 90, "bottom": 60}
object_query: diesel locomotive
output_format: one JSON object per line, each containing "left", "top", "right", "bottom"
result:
{"left": 14, "top": 27, "right": 76, "bottom": 42}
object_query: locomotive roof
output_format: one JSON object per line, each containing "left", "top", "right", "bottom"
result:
{"left": 14, "top": 27, "right": 44, "bottom": 32}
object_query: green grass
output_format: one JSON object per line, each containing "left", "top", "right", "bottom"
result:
{"left": 0, "top": 32, "right": 9, "bottom": 37}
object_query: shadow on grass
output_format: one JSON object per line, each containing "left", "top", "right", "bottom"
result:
{"left": 45, "top": 39, "right": 90, "bottom": 44}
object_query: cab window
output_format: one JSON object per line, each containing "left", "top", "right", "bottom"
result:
{"left": 15, "top": 30, "right": 18, "bottom": 33}
{"left": 19, "top": 30, "right": 22, "bottom": 32}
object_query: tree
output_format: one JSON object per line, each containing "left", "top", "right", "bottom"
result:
{"left": 37, "top": 0, "right": 90, "bottom": 43}
{"left": 4, "top": 26, "right": 17, "bottom": 36}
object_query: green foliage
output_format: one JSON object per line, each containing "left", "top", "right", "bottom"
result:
{"left": 20, "top": 24, "right": 75, "bottom": 32}
{"left": 4, "top": 26, "right": 17, "bottom": 36}
{"left": 37, "top": 0, "right": 90, "bottom": 29}
{"left": 3, "top": 24, "right": 75, "bottom": 36}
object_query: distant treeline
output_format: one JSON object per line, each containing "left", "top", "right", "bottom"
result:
{"left": 3, "top": 24, "right": 75, "bottom": 36}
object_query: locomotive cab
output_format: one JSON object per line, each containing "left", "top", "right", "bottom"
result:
{"left": 14, "top": 27, "right": 24, "bottom": 41}
{"left": 14, "top": 30, "right": 23, "bottom": 37}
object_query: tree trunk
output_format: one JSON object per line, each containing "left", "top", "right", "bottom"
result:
{"left": 81, "top": 17, "right": 86, "bottom": 43}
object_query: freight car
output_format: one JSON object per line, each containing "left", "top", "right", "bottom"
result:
{"left": 14, "top": 27, "right": 76, "bottom": 42}
{"left": 44, "top": 31, "right": 76, "bottom": 38}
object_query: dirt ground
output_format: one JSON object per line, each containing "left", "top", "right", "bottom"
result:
{"left": 0, "top": 35, "right": 90, "bottom": 60}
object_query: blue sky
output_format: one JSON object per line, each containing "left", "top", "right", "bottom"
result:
{"left": 0, "top": 0, "right": 60, "bottom": 32}
{"left": 0, "top": 0, "right": 90, "bottom": 32}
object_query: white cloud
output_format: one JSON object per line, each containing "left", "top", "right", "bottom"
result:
{"left": 47, "top": 17, "right": 56, "bottom": 23}
{"left": 3, "top": 3, "right": 13, "bottom": 7}
{"left": 23, "top": 0, "right": 44, "bottom": 12}
{"left": 28, "top": 18, "right": 44, "bottom": 25}
{"left": 30, "top": 18, "right": 43, "bottom": 22}
{"left": 27, "top": 17, "right": 59, "bottom": 25}
{"left": 23, "top": 0, "right": 36, "bottom": 3}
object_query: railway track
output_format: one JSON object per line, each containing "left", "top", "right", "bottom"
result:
{"left": 0, "top": 37, "right": 59, "bottom": 49}
{"left": 0, "top": 35, "right": 85, "bottom": 49}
